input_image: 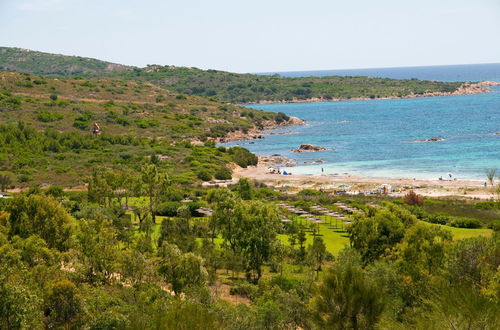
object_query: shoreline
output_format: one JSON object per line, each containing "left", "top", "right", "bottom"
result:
{"left": 216, "top": 116, "right": 305, "bottom": 143}
{"left": 244, "top": 81, "right": 500, "bottom": 105}
{"left": 233, "top": 157, "right": 494, "bottom": 200}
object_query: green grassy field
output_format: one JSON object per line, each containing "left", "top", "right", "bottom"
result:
{"left": 421, "top": 221, "right": 493, "bottom": 240}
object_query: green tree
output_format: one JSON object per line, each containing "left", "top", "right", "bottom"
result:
{"left": 236, "top": 177, "right": 253, "bottom": 200}
{"left": 158, "top": 244, "right": 207, "bottom": 294}
{"left": 233, "top": 202, "right": 280, "bottom": 281}
{"left": 309, "top": 263, "right": 385, "bottom": 329}
{"left": 7, "top": 194, "right": 72, "bottom": 250}
{"left": 392, "top": 223, "right": 452, "bottom": 278}
{"left": 0, "top": 172, "right": 13, "bottom": 192}
{"left": 141, "top": 164, "right": 169, "bottom": 223}
{"left": 207, "top": 188, "right": 238, "bottom": 243}
{"left": 349, "top": 207, "right": 410, "bottom": 263}
{"left": 45, "top": 280, "right": 84, "bottom": 329}
{"left": 77, "top": 218, "right": 119, "bottom": 283}
{"left": 307, "top": 236, "right": 327, "bottom": 278}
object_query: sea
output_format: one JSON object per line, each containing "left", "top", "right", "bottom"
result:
{"left": 222, "top": 63, "right": 500, "bottom": 180}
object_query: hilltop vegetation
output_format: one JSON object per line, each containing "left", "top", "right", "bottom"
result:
{"left": 0, "top": 47, "right": 463, "bottom": 103}
{"left": 110, "top": 65, "right": 462, "bottom": 103}
{"left": 0, "top": 71, "right": 283, "bottom": 186}
{"left": 0, "top": 47, "right": 133, "bottom": 75}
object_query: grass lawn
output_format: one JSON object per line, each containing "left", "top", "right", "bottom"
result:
{"left": 278, "top": 215, "right": 351, "bottom": 256}
{"left": 420, "top": 220, "right": 493, "bottom": 240}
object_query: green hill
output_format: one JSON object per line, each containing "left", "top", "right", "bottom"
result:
{"left": 0, "top": 71, "right": 287, "bottom": 187}
{"left": 0, "top": 47, "right": 463, "bottom": 103}
{"left": 0, "top": 47, "right": 133, "bottom": 75}
{"left": 110, "top": 65, "right": 463, "bottom": 103}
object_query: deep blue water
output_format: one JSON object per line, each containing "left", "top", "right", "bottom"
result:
{"left": 261, "top": 63, "right": 500, "bottom": 82}
{"left": 223, "top": 65, "right": 500, "bottom": 180}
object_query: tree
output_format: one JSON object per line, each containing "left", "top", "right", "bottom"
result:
{"left": 7, "top": 194, "right": 72, "bottom": 251}
{"left": 486, "top": 168, "right": 497, "bottom": 187}
{"left": 232, "top": 202, "right": 280, "bottom": 281}
{"left": 236, "top": 177, "right": 253, "bottom": 200}
{"left": 349, "top": 209, "right": 407, "bottom": 263}
{"left": 392, "top": 223, "right": 452, "bottom": 278}
{"left": 309, "top": 263, "right": 385, "bottom": 329}
{"left": 158, "top": 244, "right": 207, "bottom": 294}
{"left": 77, "top": 218, "right": 119, "bottom": 283}
{"left": 45, "top": 280, "right": 84, "bottom": 329}
{"left": 141, "top": 164, "right": 169, "bottom": 223}
{"left": 207, "top": 188, "right": 238, "bottom": 243}
{"left": 307, "top": 236, "right": 327, "bottom": 278}
{"left": 0, "top": 172, "right": 13, "bottom": 192}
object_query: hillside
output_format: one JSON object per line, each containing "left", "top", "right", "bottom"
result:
{"left": 0, "top": 47, "right": 463, "bottom": 103}
{"left": 110, "top": 65, "right": 463, "bottom": 103}
{"left": 0, "top": 47, "right": 133, "bottom": 75}
{"left": 0, "top": 71, "right": 290, "bottom": 187}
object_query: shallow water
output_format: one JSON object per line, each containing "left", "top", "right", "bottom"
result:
{"left": 222, "top": 87, "right": 500, "bottom": 180}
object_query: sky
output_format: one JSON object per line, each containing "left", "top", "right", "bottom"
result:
{"left": 1, "top": 0, "right": 499, "bottom": 73}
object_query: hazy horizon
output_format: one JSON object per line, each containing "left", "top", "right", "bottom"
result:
{"left": 3, "top": 45, "right": 500, "bottom": 75}
{"left": 1, "top": 0, "right": 499, "bottom": 73}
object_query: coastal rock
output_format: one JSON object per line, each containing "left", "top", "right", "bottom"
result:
{"left": 267, "top": 130, "right": 297, "bottom": 136}
{"left": 292, "top": 144, "right": 327, "bottom": 152}
{"left": 410, "top": 137, "right": 444, "bottom": 143}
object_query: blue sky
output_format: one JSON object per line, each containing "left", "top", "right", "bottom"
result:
{"left": 1, "top": 0, "right": 499, "bottom": 72}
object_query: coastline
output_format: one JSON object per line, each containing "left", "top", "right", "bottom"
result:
{"left": 245, "top": 81, "right": 500, "bottom": 105}
{"left": 234, "top": 157, "right": 494, "bottom": 200}
{"left": 215, "top": 116, "right": 306, "bottom": 143}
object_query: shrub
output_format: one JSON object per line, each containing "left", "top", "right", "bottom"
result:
{"left": 229, "top": 282, "right": 257, "bottom": 298}
{"left": 214, "top": 167, "right": 232, "bottom": 180}
{"left": 157, "top": 201, "right": 182, "bottom": 217}
{"left": 473, "top": 201, "right": 500, "bottom": 210}
{"left": 298, "top": 189, "right": 323, "bottom": 196}
{"left": 403, "top": 190, "right": 424, "bottom": 206}
{"left": 37, "top": 111, "right": 63, "bottom": 122}
{"left": 229, "top": 147, "right": 258, "bottom": 168}
{"left": 197, "top": 169, "right": 213, "bottom": 182}
{"left": 449, "top": 217, "right": 482, "bottom": 229}
{"left": 488, "top": 220, "right": 500, "bottom": 231}
{"left": 275, "top": 112, "right": 290, "bottom": 123}
{"left": 425, "top": 213, "right": 450, "bottom": 225}
{"left": 49, "top": 94, "right": 58, "bottom": 101}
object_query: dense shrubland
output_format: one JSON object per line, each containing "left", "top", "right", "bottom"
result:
{"left": 0, "top": 71, "right": 286, "bottom": 187}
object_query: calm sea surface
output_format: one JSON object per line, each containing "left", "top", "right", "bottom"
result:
{"left": 222, "top": 64, "right": 500, "bottom": 180}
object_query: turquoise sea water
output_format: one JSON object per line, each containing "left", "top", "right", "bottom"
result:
{"left": 222, "top": 65, "right": 500, "bottom": 180}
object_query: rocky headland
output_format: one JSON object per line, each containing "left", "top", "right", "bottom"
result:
{"left": 216, "top": 116, "right": 305, "bottom": 143}
{"left": 250, "top": 81, "right": 500, "bottom": 105}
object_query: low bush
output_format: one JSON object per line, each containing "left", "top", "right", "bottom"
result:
{"left": 449, "top": 217, "right": 482, "bottom": 228}
{"left": 37, "top": 111, "right": 63, "bottom": 122}
{"left": 214, "top": 167, "right": 232, "bottom": 180}
{"left": 197, "top": 169, "right": 213, "bottom": 182}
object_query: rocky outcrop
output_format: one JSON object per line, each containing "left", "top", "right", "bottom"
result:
{"left": 410, "top": 137, "right": 444, "bottom": 143}
{"left": 216, "top": 116, "right": 305, "bottom": 143}
{"left": 292, "top": 144, "right": 327, "bottom": 152}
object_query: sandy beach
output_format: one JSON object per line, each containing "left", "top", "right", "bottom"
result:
{"left": 233, "top": 157, "right": 495, "bottom": 200}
